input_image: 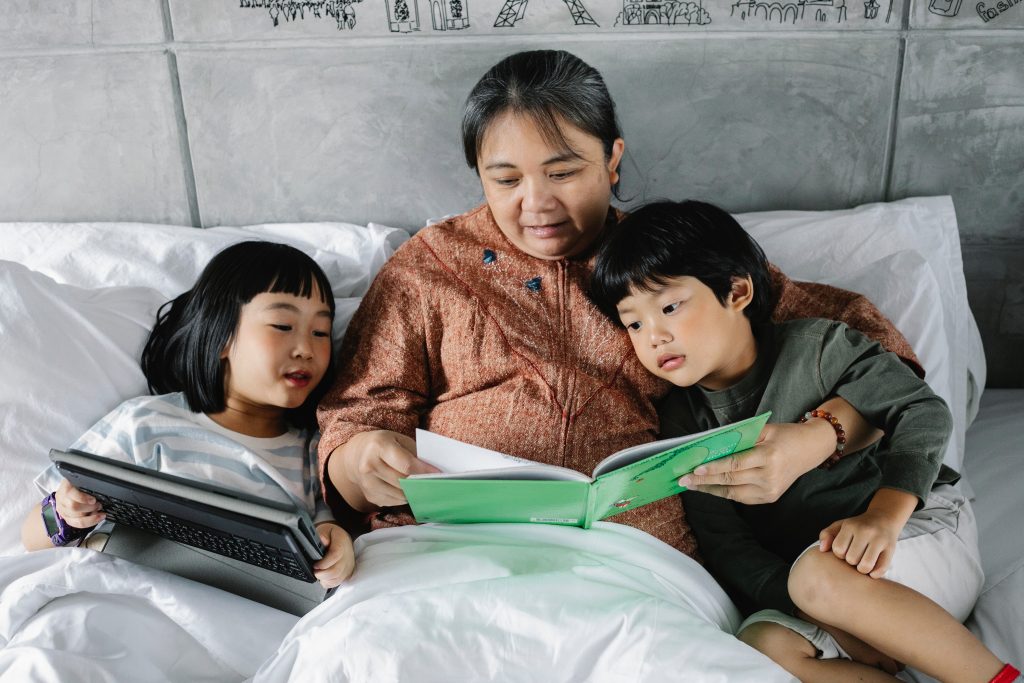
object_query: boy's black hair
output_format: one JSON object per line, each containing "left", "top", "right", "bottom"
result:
{"left": 591, "top": 200, "right": 775, "bottom": 325}
{"left": 140, "top": 241, "right": 336, "bottom": 431}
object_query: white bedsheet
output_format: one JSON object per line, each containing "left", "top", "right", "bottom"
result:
{"left": 0, "top": 523, "right": 795, "bottom": 683}
{"left": 0, "top": 550, "right": 295, "bottom": 682}
{"left": 963, "top": 389, "right": 1024, "bottom": 666}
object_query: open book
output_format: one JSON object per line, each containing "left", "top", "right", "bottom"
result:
{"left": 399, "top": 411, "right": 771, "bottom": 528}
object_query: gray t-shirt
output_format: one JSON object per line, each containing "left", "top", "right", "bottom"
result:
{"left": 659, "top": 318, "right": 957, "bottom": 616}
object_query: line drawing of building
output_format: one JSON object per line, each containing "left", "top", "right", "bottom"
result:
{"left": 493, "top": 0, "right": 598, "bottom": 27}
{"left": 430, "top": 0, "right": 470, "bottom": 29}
{"left": 730, "top": 0, "right": 846, "bottom": 22}
{"left": 618, "top": 0, "right": 711, "bottom": 24}
{"left": 385, "top": 0, "right": 421, "bottom": 32}
{"left": 240, "top": 0, "right": 362, "bottom": 31}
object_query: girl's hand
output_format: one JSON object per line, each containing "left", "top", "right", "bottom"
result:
{"left": 819, "top": 488, "right": 916, "bottom": 578}
{"left": 313, "top": 522, "right": 355, "bottom": 588}
{"left": 679, "top": 421, "right": 834, "bottom": 504}
{"left": 56, "top": 478, "right": 105, "bottom": 529}
{"left": 337, "top": 430, "right": 439, "bottom": 508}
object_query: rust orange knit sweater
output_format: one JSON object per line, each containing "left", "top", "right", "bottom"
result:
{"left": 318, "top": 205, "right": 920, "bottom": 556}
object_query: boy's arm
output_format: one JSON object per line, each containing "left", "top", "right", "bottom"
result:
{"left": 822, "top": 323, "right": 954, "bottom": 506}
{"left": 683, "top": 490, "right": 796, "bottom": 616}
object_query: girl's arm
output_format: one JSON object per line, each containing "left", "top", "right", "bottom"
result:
{"left": 21, "top": 504, "right": 52, "bottom": 552}
{"left": 21, "top": 479, "right": 104, "bottom": 552}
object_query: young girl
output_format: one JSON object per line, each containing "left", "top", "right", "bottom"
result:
{"left": 20, "top": 241, "right": 355, "bottom": 589}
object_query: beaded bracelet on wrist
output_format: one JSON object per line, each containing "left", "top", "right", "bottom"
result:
{"left": 799, "top": 408, "right": 846, "bottom": 469}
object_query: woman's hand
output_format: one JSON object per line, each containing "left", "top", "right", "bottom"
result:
{"left": 329, "top": 430, "right": 439, "bottom": 510}
{"left": 678, "top": 397, "right": 882, "bottom": 505}
{"left": 678, "top": 420, "right": 835, "bottom": 504}
{"left": 313, "top": 522, "right": 356, "bottom": 588}
{"left": 56, "top": 478, "right": 105, "bottom": 529}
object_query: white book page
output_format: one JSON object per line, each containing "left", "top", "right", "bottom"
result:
{"left": 411, "top": 429, "right": 591, "bottom": 483}
{"left": 590, "top": 422, "right": 733, "bottom": 478}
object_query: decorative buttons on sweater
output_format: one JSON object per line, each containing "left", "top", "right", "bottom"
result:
{"left": 482, "top": 249, "right": 497, "bottom": 264}
{"left": 525, "top": 276, "right": 542, "bottom": 292}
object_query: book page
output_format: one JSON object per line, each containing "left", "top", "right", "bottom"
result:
{"left": 591, "top": 421, "right": 743, "bottom": 478}
{"left": 412, "top": 429, "right": 591, "bottom": 482}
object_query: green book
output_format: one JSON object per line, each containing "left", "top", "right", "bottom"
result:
{"left": 399, "top": 411, "right": 771, "bottom": 528}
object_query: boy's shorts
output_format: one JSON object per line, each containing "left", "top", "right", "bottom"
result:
{"left": 737, "top": 484, "right": 984, "bottom": 660}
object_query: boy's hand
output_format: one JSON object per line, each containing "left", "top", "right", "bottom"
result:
{"left": 818, "top": 512, "right": 901, "bottom": 578}
{"left": 819, "top": 487, "right": 917, "bottom": 578}
{"left": 56, "top": 478, "right": 105, "bottom": 529}
{"left": 312, "top": 522, "right": 355, "bottom": 588}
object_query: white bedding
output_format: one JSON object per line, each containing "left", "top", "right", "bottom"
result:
{"left": 0, "top": 524, "right": 795, "bottom": 683}
{"left": 963, "top": 389, "right": 1024, "bottom": 666}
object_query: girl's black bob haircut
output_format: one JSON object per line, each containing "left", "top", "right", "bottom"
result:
{"left": 591, "top": 200, "right": 776, "bottom": 325}
{"left": 462, "top": 49, "right": 623, "bottom": 194}
{"left": 141, "top": 241, "right": 336, "bottom": 431}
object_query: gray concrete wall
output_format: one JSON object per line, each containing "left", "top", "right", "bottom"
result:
{"left": 1, "top": 0, "right": 1021, "bottom": 385}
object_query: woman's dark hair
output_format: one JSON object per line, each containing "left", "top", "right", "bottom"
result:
{"left": 462, "top": 49, "right": 622, "bottom": 182}
{"left": 141, "top": 241, "right": 336, "bottom": 431}
{"left": 591, "top": 200, "right": 776, "bottom": 325}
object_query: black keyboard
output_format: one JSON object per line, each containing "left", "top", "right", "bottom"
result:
{"left": 88, "top": 490, "right": 312, "bottom": 581}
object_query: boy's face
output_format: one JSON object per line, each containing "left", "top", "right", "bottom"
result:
{"left": 616, "top": 275, "right": 757, "bottom": 391}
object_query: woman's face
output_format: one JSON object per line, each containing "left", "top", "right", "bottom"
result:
{"left": 477, "top": 111, "right": 624, "bottom": 261}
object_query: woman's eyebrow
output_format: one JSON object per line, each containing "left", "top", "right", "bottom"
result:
{"left": 542, "top": 151, "right": 583, "bottom": 165}
{"left": 483, "top": 161, "right": 517, "bottom": 171}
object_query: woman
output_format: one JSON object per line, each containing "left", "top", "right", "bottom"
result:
{"left": 317, "top": 50, "right": 919, "bottom": 555}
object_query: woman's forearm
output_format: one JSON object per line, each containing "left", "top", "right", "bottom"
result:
{"left": 326, "top": 437, "right": 376, "bottom": 514}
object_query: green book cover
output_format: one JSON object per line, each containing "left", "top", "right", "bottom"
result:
{"left": 399, "top": 411, "right": 771, "bottom": 528}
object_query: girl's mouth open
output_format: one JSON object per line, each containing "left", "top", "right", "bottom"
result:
{"left": 285, "top": 371, "right": 312, "bottom": 387}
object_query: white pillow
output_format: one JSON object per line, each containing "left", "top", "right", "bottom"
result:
{"left": 0, "top": 261, "right": 165, "bottom": 556}
{"left": 737, "top": 196, "right": 983, "bottom": 475}
{"left": 0, "top": 222, "right": 409, "bottom": 299}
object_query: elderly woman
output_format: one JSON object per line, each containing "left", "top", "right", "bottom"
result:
{"left": 317, "top": 50, "right": 918, "bottom": 556}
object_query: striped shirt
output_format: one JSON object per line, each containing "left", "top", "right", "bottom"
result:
{"left": 35, "top": 392, "right": 331, "bottom": 523}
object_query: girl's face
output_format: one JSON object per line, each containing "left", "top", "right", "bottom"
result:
{"left": 615, "top": 275, "right": 757, "bottom": 391}
{"left": 220, "top": 289, "right": 333, "bottom": 423}
{"left": 477, "top": 111, "right": 624, "bottom": 261}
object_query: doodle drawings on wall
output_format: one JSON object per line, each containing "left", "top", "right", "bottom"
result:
{"left": 730, "top": 0, "right": 847, "bottom": 23}
{"left": 431, "top": 0, "right": 470, "bottom": 29}
{"left": 240, "top": 0, "right": 470, "bottom": 32}
{"left": 975, "top": 0, "right": 1021, "bottom": 21}
{"left": 493, "top": 0, "right": 598, "bottom": 27}
{"left": 615, "top": 0, "right": 711, "bottom": 25}
{"left": 386, "top": 0, "right": 421, "bottom": 31}
{"left": 240, "top": 0, "right": 362, "bottom": 30}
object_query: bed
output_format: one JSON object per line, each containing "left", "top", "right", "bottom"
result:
{"left": 0, "top": 196, "right": 1019, "bottom": 682}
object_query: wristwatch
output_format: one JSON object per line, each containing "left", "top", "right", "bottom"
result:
{"left": 40, "top": 492, "right": 90, "bottom": 546}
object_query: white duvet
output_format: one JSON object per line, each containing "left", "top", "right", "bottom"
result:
{"left": 0, "top": 523, "right": 793, "bottom": 683}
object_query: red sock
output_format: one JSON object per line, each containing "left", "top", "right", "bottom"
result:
{"left": 990, "top": 664, "right": 1022, "bottom": 683}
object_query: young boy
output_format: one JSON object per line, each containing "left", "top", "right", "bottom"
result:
{"left": 590, "top": 200, "right": 1019, "bottom": 683}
